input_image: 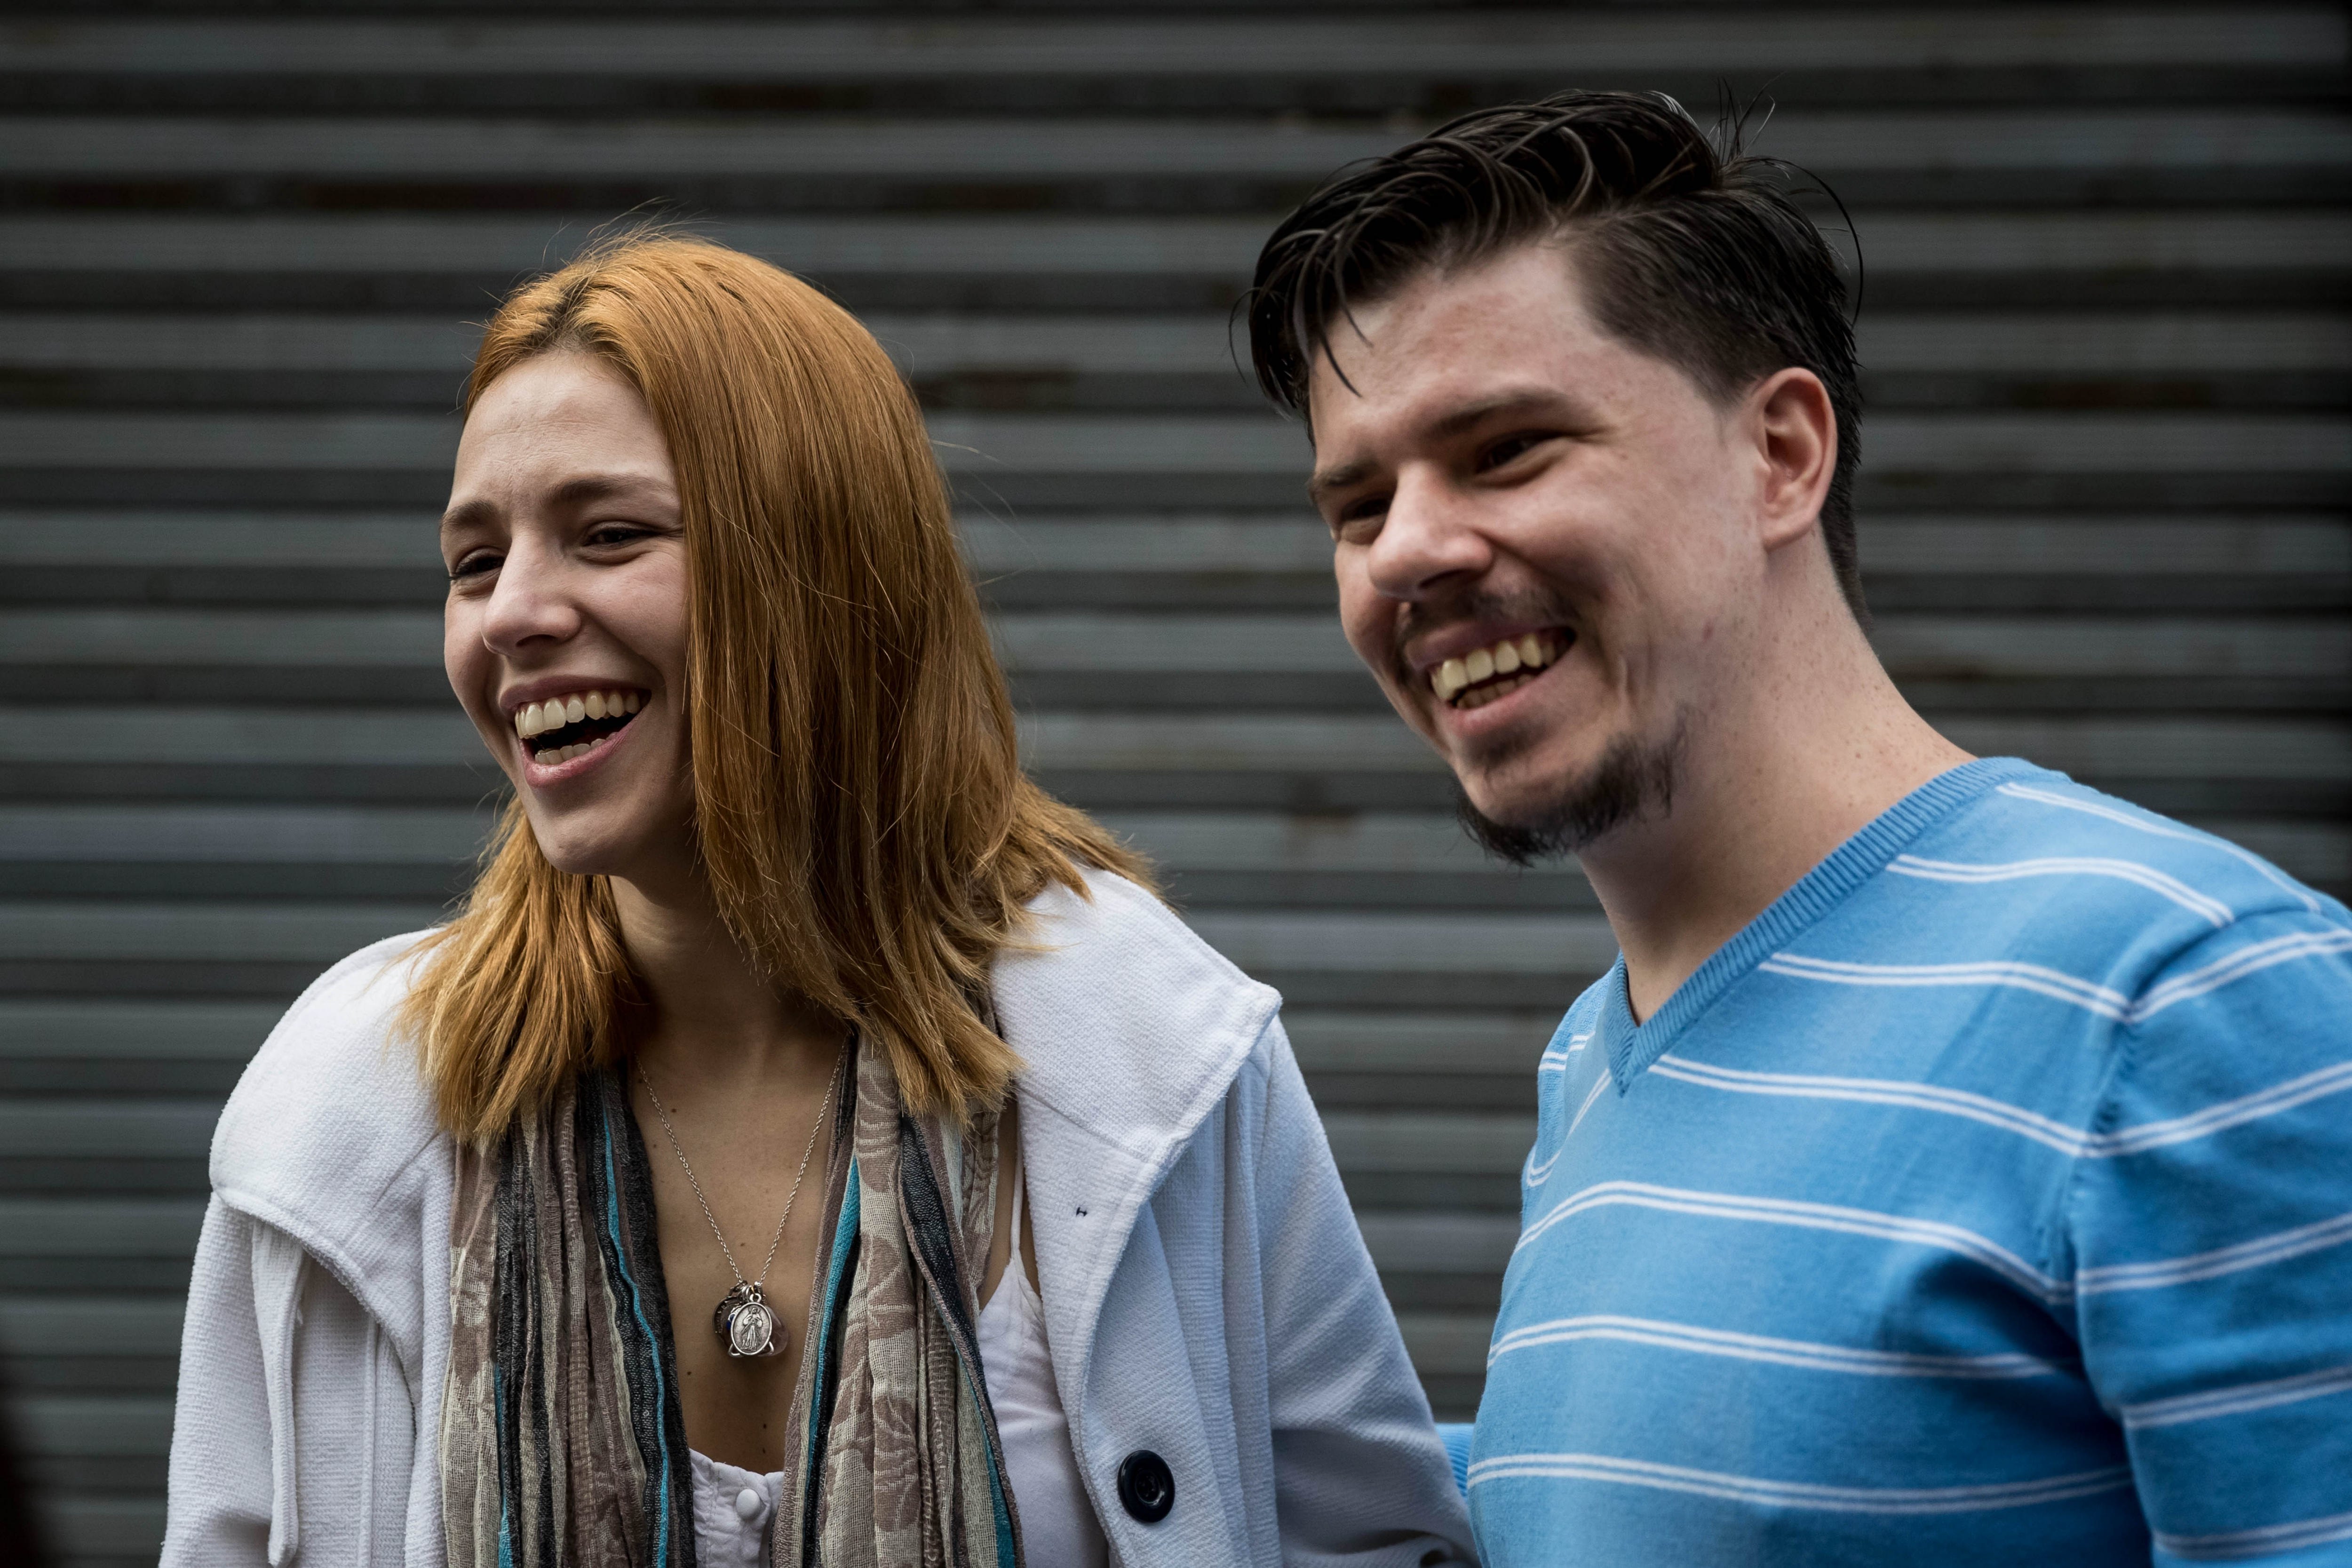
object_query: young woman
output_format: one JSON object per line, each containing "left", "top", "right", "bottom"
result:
{"left": 161, "top": 235, "right": 1471, "bottom": 1568}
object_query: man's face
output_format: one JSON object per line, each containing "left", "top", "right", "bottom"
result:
{"left": 1307, "top": 241, "right": 1766, "bottom": 852}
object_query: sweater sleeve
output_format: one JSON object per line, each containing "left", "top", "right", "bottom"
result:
{"left": 2063, "top": 907, "right": 2352, "bottom": 1565}
{"left": 1252, "top": 1015, "right": 1479, "bottom": 1567}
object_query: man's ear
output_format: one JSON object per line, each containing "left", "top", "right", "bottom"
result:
{"left": 1749, "top": 367, "right": 1837, "bottom": 553}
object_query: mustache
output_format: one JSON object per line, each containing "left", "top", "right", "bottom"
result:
{"left": 1390, "top": 589, "right": 1578, "bottom": 685}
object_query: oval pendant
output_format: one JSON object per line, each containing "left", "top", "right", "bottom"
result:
{"left": 715, "top": 1282, "right": 785, "bottom": 1358}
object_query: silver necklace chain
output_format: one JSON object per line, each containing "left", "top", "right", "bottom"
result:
{"left": 635, "top": 1047, "right": 845, "bottom": 1295}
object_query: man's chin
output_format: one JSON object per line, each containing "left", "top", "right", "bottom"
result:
{"left": 1455, "top": 724, "right": 1685, "bottom": 867}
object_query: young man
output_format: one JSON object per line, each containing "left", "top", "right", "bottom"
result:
{"left": 1248, "top": 92, "right": 2352, "bottom": 1565}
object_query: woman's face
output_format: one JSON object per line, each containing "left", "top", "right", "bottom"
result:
{"left": 441, "top": 351, "right": 697, "bottom": 891}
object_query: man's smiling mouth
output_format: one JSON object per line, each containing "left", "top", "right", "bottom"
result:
{"left": 1430, "top": 630, "right": 1571, "bottom": 710}
{"left": 512, "top": 687, "right": 644, "bottom": 765}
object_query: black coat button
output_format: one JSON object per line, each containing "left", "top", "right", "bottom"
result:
{"left": 1116, "top": 1449, "right": 1174, "bottom": 1523}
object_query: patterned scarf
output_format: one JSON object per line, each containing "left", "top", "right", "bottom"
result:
{"left": 442, "top": 1043, "right": 1022, "bottom": 1568}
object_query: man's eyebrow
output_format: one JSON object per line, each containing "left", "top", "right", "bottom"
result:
{"left": 1305, "top": 388, "right": 1578, "bottom": 502}
{"left": 1306, "top": 459, "right": 1375, "bottom": 503}
{"left": 1427, "top": 388, "right": 1576, "bottom": 440}
{"left": 439, "top": 497, "right": 497, "bottom": 536}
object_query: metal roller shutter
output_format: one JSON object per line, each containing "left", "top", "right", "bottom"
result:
{"left": 1, "top": 7, "right": 2345, "bottom": 1561}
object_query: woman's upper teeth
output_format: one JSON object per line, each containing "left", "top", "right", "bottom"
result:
{"left": 1431, "top": 633, "right": 1555, "bottom": 701}
{"left": 513, "top": 688, "right": 641, "bottom": 739}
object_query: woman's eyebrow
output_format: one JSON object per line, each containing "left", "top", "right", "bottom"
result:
{"left": 545, "top": 473, "right": 671, "bottom": 510}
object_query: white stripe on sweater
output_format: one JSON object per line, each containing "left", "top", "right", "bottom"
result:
{"left": 1538, "top": 1032, "right": 1593, "bottom": 1074}
{"left": 1888, "top": 853, "right": 2233, "bottom": 926}
{"left": 1649, "top": 1054, "right": 2352, "bottom": 1160}
{"left": 1761, "top": 931, "right": 2352, "bottom": 1027}
{"left": 1758, "top": 954, "right": 2131, "bottom": 1019}
{"left": 1995, "top": 781, "right": 2320, "bottom": 913}
{"left": 2076, "top": 1209, "right": 2352, "bottom": 1295}
{"left": 2122, "top": 1360, "right": 2352, "bottom": 1431}
{"left": 1513, "top": 1181, "right": 2068, "bottom": 1305}
{"left": 1486, "top": 1313, "right": 2074, "bottom": 1379}
{"left": 1526, "top": 1071, "right": 1611, "bottom": 1190}
{"left": 2154, "top": 1507, "right": 2352, "bottom": 1560}
{"left": 1464, "top": 1452, "right": 2133, "bottom": 1514}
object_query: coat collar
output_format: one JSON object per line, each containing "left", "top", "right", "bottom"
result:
{"left": 991, "top": 871, "right": 1282, "bottom": 1401}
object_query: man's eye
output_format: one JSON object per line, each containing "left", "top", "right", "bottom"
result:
{"left": 1331, "top": 497, "right": 1389, "bottom": 541}
{"left": 1480, "top": 433, "right": 1550, "bottom": 470}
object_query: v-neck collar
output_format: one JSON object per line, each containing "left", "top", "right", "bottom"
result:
{"left": 1595, "top": 757, "right": 2039, "bottom": 1091}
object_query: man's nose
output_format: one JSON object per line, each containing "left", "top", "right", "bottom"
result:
{"left": 1365, "top": 467, "right": 1492, "bottom": 601}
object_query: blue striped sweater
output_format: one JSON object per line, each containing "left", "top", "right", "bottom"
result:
{"left": 1471, "top": 758, "right": 2352, "bottom": 1566}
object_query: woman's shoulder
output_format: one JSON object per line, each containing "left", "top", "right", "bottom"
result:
{"left": 999, "top": 869, "right": 1286, "bottom": 1151}
{"left": 209, "top": 930, "right": 449, "bottom": 1251}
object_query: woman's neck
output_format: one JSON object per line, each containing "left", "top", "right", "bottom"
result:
{"left": 611, "top": 872, "right": 844, "bottom": 1091}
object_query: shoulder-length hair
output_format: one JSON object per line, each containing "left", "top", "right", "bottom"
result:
{"left": 405, "top": 232, "right": 1148, "bottom": 1141}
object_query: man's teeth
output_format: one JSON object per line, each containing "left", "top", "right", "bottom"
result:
{"left": 1431, "top": 634, "right": 1557, "bottom": 704}
{"left": 512, "top": 687, "right": 643, "bottom": 756}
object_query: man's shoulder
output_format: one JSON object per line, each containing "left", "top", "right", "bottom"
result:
{"left": 1889, "top": 770, "right": 2349, "bottom": 972}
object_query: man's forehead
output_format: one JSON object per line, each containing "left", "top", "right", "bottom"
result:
{"left": 1305, "top": 247, "right": 1610, "bottom": 420}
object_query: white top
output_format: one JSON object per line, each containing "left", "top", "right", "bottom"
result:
{"left": 688, "top": 1445, "right": 782, "bottom": 1566}
{"left": 977, "top": 1178, "right": 1110, "bottom": 1568}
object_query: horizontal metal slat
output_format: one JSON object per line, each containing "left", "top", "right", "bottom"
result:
{"left": 1359, "top": 1211, "right": 1520, "bottom": 1274}
{"left": 0, "top": 1101, "right": 216, "bottom": 1160}
{"left": 1323, "top": 1111, "right": 1540, "bottom": 1173}
{"left": 11, "top": 310, "right": 2351, "bottom": 379}
{"left": 0, "top": 901, "right": 433, "bottom": 963}
{"left": 0, "top": 213, "right": 1272, "bottom": 278}
{"left": 9, "top": 1394, "right": 171, "bottom": 1457}
{"left": 4, "top": 10, "right": 2336, "bottom": 78}
{"left": 4, "top": 211, "right": 2344, "bottom": 281}
{"left": 1188, "top": 912, "right": 1618, "bottom": 977}
{"left": 0, "top": 1200, "right": 204, "bottom": 1257}
{"left": 0, "top": 1000, "right": 279, "bottom": 1060}
{"left": 0, "top": 1297, "right": 181, "bottom": 1357}
{"left": 0, "top": 804, "right": 491, "bottom": 863}
{"left": 1284, "top": 1009, "right": 1556, "bottom": 1076}
{"left": 7, "top": 111, "right": 2344, "bottom": 183}
{"left": 0, "top": 707, "right": 482, "bottom": 766}
{"left": 1396, "top": 1311, "right": 1499, "bottom": 1375}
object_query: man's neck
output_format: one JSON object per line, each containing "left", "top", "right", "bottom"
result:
{"left": 1578, "top": 611, "right": 1971, "bottom": 1025}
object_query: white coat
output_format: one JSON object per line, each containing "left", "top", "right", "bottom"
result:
{"left": 161, "top": 872, "right": 1476, "bottom": 1567}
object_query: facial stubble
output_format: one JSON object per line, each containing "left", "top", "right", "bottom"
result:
{"left": 1455, "top": 717, "right": 1686, "bottom": 868}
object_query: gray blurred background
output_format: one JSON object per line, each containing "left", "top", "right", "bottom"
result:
{"left": 1, "top": 4, "right": 2347, "bottom": 1562}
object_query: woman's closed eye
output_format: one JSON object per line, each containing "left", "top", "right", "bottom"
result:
{"left": 582, "top": 522, "right": 659, "bottom": 549}
{"left": 447, "top": 549, "right": 501, "bottom": 583}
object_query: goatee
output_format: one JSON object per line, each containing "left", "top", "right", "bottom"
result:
{"left": 1458, "top": 724, "right": 1685, "bottom": 867}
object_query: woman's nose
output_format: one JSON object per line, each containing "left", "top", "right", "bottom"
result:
{"left": 477, "top": 541, "right": 581, "bottom": 656}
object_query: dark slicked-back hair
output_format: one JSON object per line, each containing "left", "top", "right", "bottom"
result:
{"left": 1248, "top": 90, "right": 1867, "bottom": 619}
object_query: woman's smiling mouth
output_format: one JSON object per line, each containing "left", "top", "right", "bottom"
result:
{"left": 511, "top": 686, "right": 645, "bottom": 766}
